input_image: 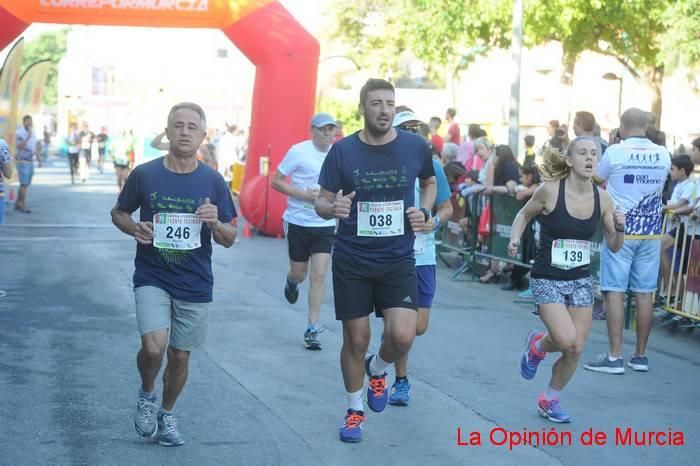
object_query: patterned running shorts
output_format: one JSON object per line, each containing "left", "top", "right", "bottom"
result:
{"left": 530, "top": 276, "right": 594, "bottom": 309}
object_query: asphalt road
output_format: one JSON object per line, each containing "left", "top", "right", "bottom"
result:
{"left": 1, "top": 157, "right": 698, "bottom": 465}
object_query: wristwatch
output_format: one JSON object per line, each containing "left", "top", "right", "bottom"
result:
{"left": 419, "top": 207, "right": 431, "bottom": 222}
{"left": 432, "top": 217, "right": 441, "bottom": 232}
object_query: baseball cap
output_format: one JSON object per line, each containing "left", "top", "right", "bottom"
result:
{"left": 393, "top": 111, "right": 423, "bottom": 128}
{"left": 311, "top": 113, "right": 337, "bottom": 128}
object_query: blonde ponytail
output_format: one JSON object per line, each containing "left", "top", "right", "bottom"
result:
{"left": 540, "top": 137, "right": 603, "bottom": 185}
{"left": 539, "top": 144, "right": 570, "bottom": 181}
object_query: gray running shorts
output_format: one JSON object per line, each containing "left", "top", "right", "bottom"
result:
{"left": 134, "top": 286, "right": 210, "bottom": 351}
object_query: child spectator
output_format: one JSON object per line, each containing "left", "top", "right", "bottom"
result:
{"left": 513, "top": 163, "right": 542, "bottom": 295}
{"left": 515, "top": 163, "right": 541, "bottom": 202}
{"left": 455, "top": 169, "right": 480, "bottom": 236}
{"left": 660, "top": 155, "right": 697, "bottom": 295}
{"left": 523, "top": 135, "right": 536, "bottom": 166}
{"left": 444, "top": 161, "right": 468, "bottom": 194}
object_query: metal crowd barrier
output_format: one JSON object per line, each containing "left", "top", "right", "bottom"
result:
{"left": 435, "top": 191, "right": 635, "bottom": 321}
{"left": 660, "top": 212, "right": 700, "bottom": 323}
{"left": 435, "top": 195, "right": 475, "bottom": 279}
{"left": 435, "top": 191, "right": 700, "bottom": 330}
{"left": 437, "top": 191, "right": 606, "bottom": 283}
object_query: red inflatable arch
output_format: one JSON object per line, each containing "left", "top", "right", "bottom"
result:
{"left": 0, "top": 0, "right": 319, "bottom": 237}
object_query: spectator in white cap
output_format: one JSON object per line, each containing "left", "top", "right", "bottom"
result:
{"left": 382, "top": 105, "right": 453, "bottom": 407}
{"left": 271, "top": 112, "right": 338, "bottom": 351}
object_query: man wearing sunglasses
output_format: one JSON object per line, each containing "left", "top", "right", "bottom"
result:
{"left": 388, "top": 108, "right": 453, "bottom": 407}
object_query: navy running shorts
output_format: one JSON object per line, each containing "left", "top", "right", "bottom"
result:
{"left": 332, "top": 256, "right": 418, "bottom": 320}
{"left": 417, "top": 265, "right": 436, "bottom": 309}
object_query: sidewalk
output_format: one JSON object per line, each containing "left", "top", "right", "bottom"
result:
{"left": 0, "top": 157, "right": 698, "bottom": 465}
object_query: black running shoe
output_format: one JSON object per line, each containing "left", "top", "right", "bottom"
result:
{"left": 284, "top": 282, "right": 299, "bottom": 304}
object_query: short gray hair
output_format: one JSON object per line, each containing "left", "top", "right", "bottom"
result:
{"left": 473, "top": 136, "right": 492, "bottom": 152}
{"left": 620, "top": 107, "right": 647, "bottom": 132}
{"left": 442, "top": 142, "right": 459, "bottom": 162}
{"left": 167, "top": 102, "right": 206, "bottom": 130}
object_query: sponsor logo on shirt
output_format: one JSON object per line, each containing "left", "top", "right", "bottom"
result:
{"left": 626, "top": 152, "right": 663, "bottom": 164}
{"left": 623, "top": 174, "right": 664, "bottom": 185}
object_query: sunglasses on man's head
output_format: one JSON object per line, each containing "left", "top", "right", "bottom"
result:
{"left": 399, "top": 124, "right": 421, "bottom": 134}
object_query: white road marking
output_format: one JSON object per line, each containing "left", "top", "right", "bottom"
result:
{"left": 1, "top": 237, "right": 130, "bottom": 242}
{"left": 1, "top": 224, "right": 116, "bottom": 228}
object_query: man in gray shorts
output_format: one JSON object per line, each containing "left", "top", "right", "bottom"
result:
{"left": 111, "top": 102, "right": 237, "bottom": 446}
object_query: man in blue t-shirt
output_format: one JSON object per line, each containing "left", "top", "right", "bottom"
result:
{"left": 316, "top": 79, "right": 437, "bottom": 443}
{"left": 111, "top": 102, "right": 237, "bottom": 447}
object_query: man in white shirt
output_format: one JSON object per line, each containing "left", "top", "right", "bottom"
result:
{"left": 216, "top": 124, "right": 237, "bottom": 181}
{"left": 585, "top": 107, "right": 671, "bottom": 375}
{"left": 271, "top": 113, "right": 338, "bottom": 350}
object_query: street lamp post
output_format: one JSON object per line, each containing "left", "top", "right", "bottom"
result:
{"left": 603, "top": 72, "right": 623, "bottom": 118}
{"left": 508, "top": 0, "right": 524, "bottom": 155}
{"left": 318, "top": 55, "right": 361, "bottom": 71}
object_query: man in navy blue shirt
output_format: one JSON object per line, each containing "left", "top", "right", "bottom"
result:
{"left": 316, "top": 79, "right": 437, "bottom": 443}
{"left": 111, "top": 102, "right": 237, "bottom": 446}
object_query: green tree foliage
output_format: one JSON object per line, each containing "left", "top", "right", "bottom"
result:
{"left": 662, "top": 0, "right": 700, "bottom": 69}
{"left": 317, "top": 96, "right": 363, "bottom": 134}
{"left": 328, "top": 0, "right": 697, "bottom": 122}
{"left": 21, "top": 29, "right": 68, "bottom": 107}
{"left": 526, "top": 0, "right": 670, "bottom": 121}
{"left": 325, "top": 0, "right": 511, "bottom": 84}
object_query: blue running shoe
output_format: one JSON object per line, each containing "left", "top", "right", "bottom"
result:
{"left": 520, "top": 331, "right": 546, "bottom": 380}
{"left": 339, "top": 409, "right": 364, "bottom": 443}
{"left": 365, "top": 355, "right": 388, "bottom": 413}
{"left": 156, "top": 413, "right": 185, "bottom": 446}
{"left": 388, "top": 378, "right": 411, "bottom": 406}
{"left": 627, "top": 355, "right": 649, "bottom": 372}
{"left": 537, "top": 393, "right": 571, "bottom": 423}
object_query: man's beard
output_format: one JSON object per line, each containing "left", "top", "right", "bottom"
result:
{"left": 364, "top": 115, "right": 391, "bottom": 139}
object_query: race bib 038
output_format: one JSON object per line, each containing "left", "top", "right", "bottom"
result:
{"left": 357, "top": 200, "right": 404, "bottom": 237}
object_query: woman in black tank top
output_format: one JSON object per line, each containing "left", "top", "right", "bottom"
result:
{"left": 506, "top": 138, "right": 626, "bottom": 423}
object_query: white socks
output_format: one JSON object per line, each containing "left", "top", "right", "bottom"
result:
{"left": 346, "top": 389, "right": 364, "bottom": 412}
{"left": 345, "top": 354, "right": 391, "bottom": 412}
{"left": 369, "top": 354, "right": 390, "bottom": 376}
{"left": 544, "top": 386, "right": 561, "bottom": 401}
{"left": 535, "top": 338, "right": 544, "bottom": 354}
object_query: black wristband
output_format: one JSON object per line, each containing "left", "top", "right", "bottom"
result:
{"left": 615, "top": 227, "right": 625, "bottom": 233}
{"left": 419, "top": 207, "right": 430, "bottom": 222}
